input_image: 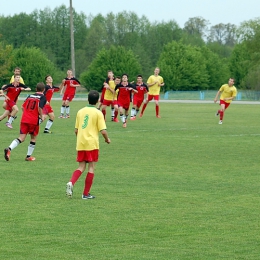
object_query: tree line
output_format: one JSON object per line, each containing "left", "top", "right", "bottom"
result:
{"left": 0, "top": 5, "right": 260, "bottom": 92}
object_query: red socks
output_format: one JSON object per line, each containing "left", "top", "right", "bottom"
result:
{"left": 70, "top": 169, "right": 82, "bottom": 185}
{"left": 156, "top": 105, "right": 159, "bottom": 116}
{"left": 83, "top": 172, "right": 94, "bottom": 195}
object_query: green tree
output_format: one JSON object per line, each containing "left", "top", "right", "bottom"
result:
{"left": 80, "top": 46, "right": 142, "bottom": 90}
{"left": 11, "top": 45, "right": 58, "bottom": 90}
{"left": 158, "top": 41, "right": 209, "bottom": 91}
{"left": 0, "top": 42, "right": 13, "bottom": 85}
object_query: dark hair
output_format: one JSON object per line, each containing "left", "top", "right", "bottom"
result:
{"left": 36, "top": 82, "right": 45, "bottom": 92}
{"left": 137, "top": 74, "right": 143, "bottom": 78}
{"left": 45, "top": 75, "right": 51, "bottom": 81}
{"left": 88, "top": 90, "right": 99, "bottom": 105}
{"left": 14, "top": 67, "right": 21, "bottom": 72}
{"left": 115, "top": 76, "right": 121, "bottom": 80}
{"left": 122, "top": 73, "right": 128, "bottom": 78}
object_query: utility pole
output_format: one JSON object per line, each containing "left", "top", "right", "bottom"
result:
{"left": 69, "top": 0, "right": 76, "bottom": 76}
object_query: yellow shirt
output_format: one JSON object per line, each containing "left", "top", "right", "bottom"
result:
{"left": 219, "top": 84, "right": 237, "bottom": 103}
{"left": 10, "top": 75, "right": 25, "bottom": 84}
{"left": 147, "top": 75, "right": 164, "bottom": 95}
{"left": 104, "top": 80, "right": 116, "bottom": 101}
{"left": 75, "top": 105, "right": 107, "bottom": 151}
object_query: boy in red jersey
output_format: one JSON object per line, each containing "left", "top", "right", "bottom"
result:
{"left": 42, "top": 75, "right": 62, "bottom": 133}
{"left": 59, "top": 69, "right": 80, "bottom": 118}
{"left": 4, "top": 82, "right": 47, "bottom": 162}
{"left": 140, "top": 67, "right": 164, "bottom": 118}
{"left": 66, "top": 90, "right": 110, "bottom": 199}
{"left": 0, "top": 75, "right": 31, "bottom": 129}
{"left": 114, "top": 74, "right": 137, "bottom": 128}
{"left": 130, "top": 74, "right": 149, "bottom": 120}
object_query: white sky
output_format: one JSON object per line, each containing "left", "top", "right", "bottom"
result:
{"left": 1, "top": 0, "right": 259, "bottom": 27}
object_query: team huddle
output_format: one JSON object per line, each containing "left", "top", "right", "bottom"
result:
{"left": 1, "top": 66, "right": 237, "bottom": 199}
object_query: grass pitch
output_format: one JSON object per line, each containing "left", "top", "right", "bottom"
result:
{"left": 0, "top": 100, "right": 259, "bottom": 259}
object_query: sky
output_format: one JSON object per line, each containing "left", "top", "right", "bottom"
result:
{"left": 1, "top": 0, "right": 260, "bottom": 28}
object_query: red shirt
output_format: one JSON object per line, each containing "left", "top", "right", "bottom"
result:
{"left": 2, "top": 83, "right": 29, "bottom": 102}
{"left": 44, "top": 85, "right": 60, "bottom": 103}
{"left": 133, "top": 83, "right": 148, "bottom": 99}
{"left": 22, "top": 92, "right": 46, "bottom": 125}
{"left": 63, "top": 77, "right": 80, "bottom": 96}
{"left": 115, "top": 83, "right": 136, "bottom": 104}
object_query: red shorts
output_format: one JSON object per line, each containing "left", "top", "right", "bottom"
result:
{"left": 63, "top": 93, "right": 75, "bottom": 102}
{"left": 77, "top": 149, "right": 99, "bottom": 162}
{"left": 148, "top": 94, "right": 160, "bottom": 101}
{"left": 20, "top": 123, "right": 39, "bottom": 136}
{"left": 6, "top": 100, "right": 16, "bottom": 112}
{"left": 102, "top": 99, "right": 116, "bottom": 106}
{"left": 220, "top": 99, "right": 231, "bottom": 109}
{"left": 100, "top": 90, "right": 105, "bottom": 103}
{"left": 133, "top": 97, "right": 144, "bottom": 108}
{"left": 43, "top": 104, "right": 54, "bottom": 115}
{"left": 117, "top": 101, "right": 130, "bottom": 111}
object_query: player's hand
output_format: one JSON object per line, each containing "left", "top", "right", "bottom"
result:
{"left": 105, "top": 138, "right": 111, "bottom": 144}
{"left": 214, "top": 99, "right": 217, "bottom": 103}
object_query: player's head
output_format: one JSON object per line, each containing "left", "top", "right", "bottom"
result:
{"left": 154, "top": 67, "right": 160, "bottom": 75}
{"left": 228, "top": 78, "right": 235, "bottom": 86}
{"left": 36, "top": 82, "right": 45, "bottom": 92}
{"left": 45, "top": 75, "right": 53, "bottom": 83}
{"left": 107, "top": 70, "right": 114, "bottom": 79}
{"left": 122, "top": 73, "right": 128, "bottom": 82}
{"left": 67, "top": 69, "right": 73, "bottom": 77}
{"left": 115, "top": 76, "right": 121, "bottom": 85}
{"left": 14, "top": 67, "right": 22, "bottom": 75}
{"left": 14, "top": 74, "right": 21, "bottom": 82}
{"left": 137, "top": 74, "right": 143, "bottom": 83}
{"left": 88, "top": 90, "right": 99, "bottom": 105}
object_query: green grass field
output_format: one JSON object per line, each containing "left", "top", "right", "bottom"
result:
{"left": 0, "top": 100, "right": 259, "bottom": 259}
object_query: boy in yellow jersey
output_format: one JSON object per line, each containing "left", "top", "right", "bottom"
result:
{"left": 66, "top": 90, "right": 110, "bottom": 199}
{"left": 140, "top": 67, "right": 164, "bottom": 118}
{"left": 214, "top": 78, "right": 237, "bottom": 124}
{"left": 101, "top": 71, "right": 119, "bottom": 122}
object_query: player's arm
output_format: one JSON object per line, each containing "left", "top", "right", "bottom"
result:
{"left": 60, "top": 79, "right": 66, "bottom": 95}
{"left": 104, "top": 83, "right": 115, "bottom": 94}
{"left": 100, "top": 129, "right": 110, "bottom": 144}
{"left": 20, "top": 84, "right": 31, "bottom": 91}
{"left": 0, "top": 90, "right": 9, "bottom": 99}
{"left": 129, "top": 84, "right": 138, "bottom": 94}
{"left": 214, "top": 90, "right": 221, "bottom": 103}
{"left": 74, "top": 128, "right": 78, "bottom": 136}
{"left": 71, "top": 79, "right": 81, "bottom": 88}
{"left": 38, "top": 96, "right": 47, "bottom": 120}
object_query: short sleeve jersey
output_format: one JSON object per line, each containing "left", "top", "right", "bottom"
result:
{"left": 104, "top": 79, "right": 116, "bottom": 101}
{"left": 219, "top": 84, "right": 237, "bottom": 103}
{"left": 10, "top": 75, "right": 25, "bottom": 84}
{"left": 21, "top": 93, "right": 47, "bottom": 125}
{"left": 75, "top": 105, "right": 107, "bottom": 151}
{"left": 44, "top": 85, "right": 60, "bottom": 103}
{"left": 2, "top": 83, "right": 29, "bottom": 102}
{"left": 147, "top": 75, "right": 164, "bottom": 95}
{"left": 133, "top": 83, "right": 148, "bottom": 99}
{"left": 64, "top": 77, "right": 80, "bottom": 96}
{"left": 115, "top": 83, "right": 136, "bottom": 104}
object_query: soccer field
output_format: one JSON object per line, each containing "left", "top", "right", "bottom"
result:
{"left": 0, "top": 101, "right": 259, "bottom": 259}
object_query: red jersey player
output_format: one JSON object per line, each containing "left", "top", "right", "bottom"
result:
{"left": 4, "top": 82, "right": 47, "bottom": 162}
{"left": 114, "top": 74, "right": 137, "bottom": 128}
{"left": 59, "top": 69, "right": 80, "bottom": 118}
{"left": 42, "top": 75, "right": 62, "bottom": 133}
{"left": 0, "top": 75, "right": 31, "bottom": 129}
{"left": 130, "top": 74, "right": 149, "bottom": 120}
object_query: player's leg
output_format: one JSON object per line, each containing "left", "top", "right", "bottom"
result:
{"left": 6, "top": 104, "right": 19, "bottom": 128}
{"left": 65, "top": 99, "right": 71, "bottom": 118}
{"left": 66, "top": 160, "right": 87, "bottom": 198}
{"left": 0, "top": 109, "right": 10, "bottom": 122}
{"left": 25, "top": 133, "right": 37, "bottom": 161}
{"left": 101, "top": 104, "right": 107, "bottom": 120}
{"left": 140, "top": 95, "right": 152, "bottom": 117}
{"left": 154, "top": 96, "right": 160, "bottom": 118}
{"left": 113, "top": 103, "right": 119, "bottom": 122}
{"left": 44, "top": 111, "right": 55, "bottom": 133}
{"left": 59, "top": 100, "right": 66, "bottom": 118}
{"left": 82, "top": 161, "right": 96, "bottom": 199}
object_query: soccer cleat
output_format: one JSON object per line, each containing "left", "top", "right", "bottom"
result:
{"left": 82, "top": 193, "right": 95, "bottom": 200}
{"left": 123, "top": 122, "right": 127, "bottom": 128}
{"left": 66, "top": 182, "right": 73, "bottom": 198}
{"left": 4, "top": 148, "right": 10, "bottom": 161}
{"left": 113, "top": 118, "right": 119, "bottom": 122}
{"left": 5, "top": 122, "right": 13, "bottom": 129}
{"left": 66, "top": 114, "right": 70, "bottom": 118}
{"left": 156, "top": 115, "right": 161, "bottom": 118}
{"left": 25, "top": 156, "right": 36, "bottom": 161}
{"left": 139, "top": 113, "right": 143, "bottom": 118}
{"left": 58, "top": 115, "right": 64, "bottom": 118}
{"left": 43, "top": 130, "right": 52, "bottom": 134}
{"left": 219, "top": 120, "right": 223, "bottom": 125}
{"left": 130, "top": 117, "right": 136, "bottom": 120}
{"left": 215, "top": 111, "right": 219, "bottom": 117}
